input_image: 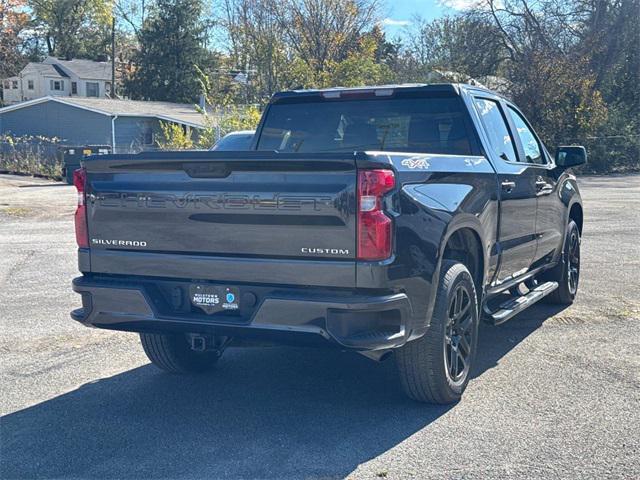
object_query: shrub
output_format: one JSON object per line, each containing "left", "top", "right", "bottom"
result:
{"left": 156, "top": 121, "right": 195, "bottom": 150}
{"left": 0, "top": 134, "right": 63, "bottom": 179}
{"left": 156, "top": 107, "right": 262, "bottom": 151}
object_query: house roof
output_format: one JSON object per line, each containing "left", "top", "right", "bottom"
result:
{"left": 0, "top": 96, "right": 206, "bottom": 129}
{"left": 20, "top": 63, "right": 69, "bottom": 78}
{"left": 43, "top": 57, "right": 112, "bottom": 80}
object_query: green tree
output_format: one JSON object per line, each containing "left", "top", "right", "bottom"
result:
{"left": 28, "top": 0, "right": 113, "bottom": 58}
{"left": 124, "top": 0, "right": 209, "bottom": 102}
{"left": 323, "top": 35, "right": 392, "bottom": 87}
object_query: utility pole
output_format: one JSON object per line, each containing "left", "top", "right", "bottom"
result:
{"left": 111, "top": 16, "right": 116, "bottom": 98}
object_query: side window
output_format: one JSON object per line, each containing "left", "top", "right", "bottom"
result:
{"left": 473, "top": 98, "right": 517, "bottom": 163}
{"left": 507, "top": 106, "right": 544, "bottom": 164}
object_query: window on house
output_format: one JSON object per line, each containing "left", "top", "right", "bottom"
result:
{"left": 27, "top": 80, "right": 34, "bottom": 90}
{"left": 50, "top": 80, "right": 64, "bottom": 91}
{"left": 12, "top": 80, "right": 18, "bottom": 89}
{"left": 3, "top": 80, "right": 9, "bottom": 89}
{"left": 71, "top": 82, "right": 77, "bottom": 94}
{"left": 86, "top": 82, "right": 99, "bottom": 97}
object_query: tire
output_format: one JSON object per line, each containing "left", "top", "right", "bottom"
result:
{"left": 541, "top": 220, "right": 581, "bottom": 305}
{"left": 396, "top": 260, "right": 479, "bottom": 404}
{"left": 140, "top": 332, "right": 219, "bottom": 374}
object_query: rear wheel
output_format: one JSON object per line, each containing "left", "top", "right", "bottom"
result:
{"left": 140, "top": 333, "right": 219, "bottom": 373}
{"left": 396, "top": 260, "right": 479, "bottom": 404}
{"left": 541, "top": 220, "right": 581, "bottom": 305}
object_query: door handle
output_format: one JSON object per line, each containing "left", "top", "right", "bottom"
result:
{"left": 501, "top": 180, "right": 516, "bottom": 193}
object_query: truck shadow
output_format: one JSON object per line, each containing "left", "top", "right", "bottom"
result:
{"left": 1, "top": 304, "right": 566, "bottom": 479}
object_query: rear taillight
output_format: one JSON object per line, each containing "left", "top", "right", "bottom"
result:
{"left": 73, "top": 167, "right": 89, "bottom": 248}
{"left": 357, "top": 169, "right": 395, "bottom": 261}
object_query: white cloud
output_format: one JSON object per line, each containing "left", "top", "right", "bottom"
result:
{"left": 438, "top": 0, "right": 484, "bottom": 10}
{"left": 380, "top": 18, "right": 412, "bottom": 27}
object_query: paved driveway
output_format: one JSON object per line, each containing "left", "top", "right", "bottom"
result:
{"left": 1, "top": 173, "right": 638, "bottom": 479}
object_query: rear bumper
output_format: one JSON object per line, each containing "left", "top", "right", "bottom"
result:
{"left": 71, "top": 276, "right": 413, "bottom": 351}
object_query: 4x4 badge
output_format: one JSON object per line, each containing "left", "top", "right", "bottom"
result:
{"left": 401, "top": 157, "right": 431, "bottom": 169}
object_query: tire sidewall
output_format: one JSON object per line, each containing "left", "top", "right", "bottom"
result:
{"left": 140, "top": 333, "right": 219, "bottom": 373}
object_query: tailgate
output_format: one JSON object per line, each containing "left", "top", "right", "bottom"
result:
{"left": 84, "top": 152, "right": 357, "bottom": 265}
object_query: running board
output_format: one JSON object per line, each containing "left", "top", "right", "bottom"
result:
{"left": 484, "top": 281, "right": 558, "bottom": 325}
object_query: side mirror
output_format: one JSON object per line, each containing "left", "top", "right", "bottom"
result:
{"left": 555, "top": 146, "right": 587, "bottom": 169}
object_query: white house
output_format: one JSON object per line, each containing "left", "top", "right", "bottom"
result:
{"left": 1, "top": 57, "right": 113, "bottom": 105}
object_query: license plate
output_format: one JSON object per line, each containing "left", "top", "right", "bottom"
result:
{"left": 189, "top": 284, "right": 240, "bottom": 314}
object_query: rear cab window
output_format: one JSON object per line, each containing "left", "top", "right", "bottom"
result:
{"left": 256, "top": 93, "right": 477, "bottom": 155}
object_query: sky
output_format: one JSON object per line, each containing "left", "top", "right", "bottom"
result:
{"left": 380, "top": 0, "right": 478, "bottom": 39}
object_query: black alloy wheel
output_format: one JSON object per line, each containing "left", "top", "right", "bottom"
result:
{"left": 567, "top": 227, "right": 580, "bottom": 295}
{"left": 541, "top": 219, "right": 581, "bottom": 305}
{"left": 444, "top": 283, "right": 474, "bottom": 385}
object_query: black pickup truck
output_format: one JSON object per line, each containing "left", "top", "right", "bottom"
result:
{"left": 71, "top": 84, "right": 585, "bottom": 404}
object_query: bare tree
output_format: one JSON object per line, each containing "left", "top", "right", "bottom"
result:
{"left": 219, "top": 0, "right": 289, "bottom": 101}
{"left": 403, "top": 15, "right": 507, "bottom": 80}
{"left": 269, "top": 0, "right": 381, "bottom": 75}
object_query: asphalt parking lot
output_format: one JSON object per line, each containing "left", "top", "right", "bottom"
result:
{"left": 1, "top": 172, "right": 639, "bottom": 479}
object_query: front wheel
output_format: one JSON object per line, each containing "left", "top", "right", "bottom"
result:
{"left": 396, "top": 260, "right": 479, "bottom": 404}
{"left": 541, "top": 220, "right": 581, "bottom": 305}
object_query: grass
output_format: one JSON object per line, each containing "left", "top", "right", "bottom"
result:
{"left": 1, "top": 207, "right": 32, "bottom": 217}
